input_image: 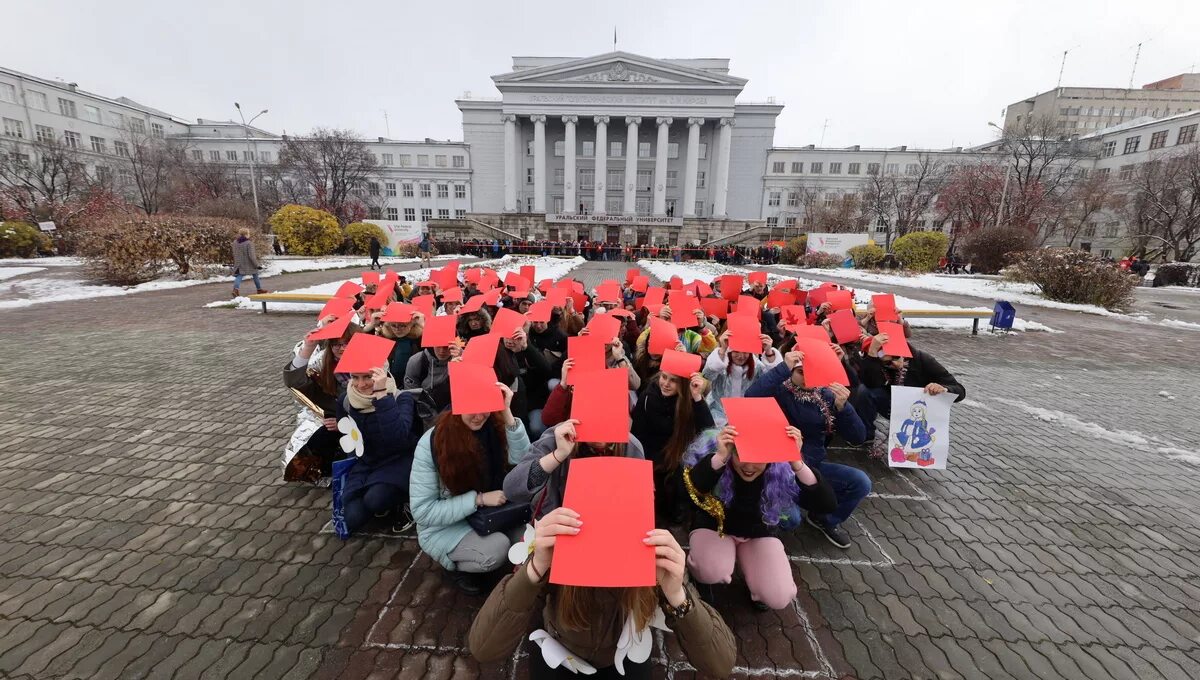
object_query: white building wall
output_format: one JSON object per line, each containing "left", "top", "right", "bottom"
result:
{"left": 726, "top": 105, "right": 781, "bottom": 220}
{"left": 460, "top": 103, "right": 505, "bottom": 213}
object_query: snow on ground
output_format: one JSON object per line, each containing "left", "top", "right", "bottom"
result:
{"left": 0, "top": 267, "right": 45, "bottom": 281}
{"left": 0, "top": 256, "right": 83, "bottom": 267}
{"left": 1160, "top": 318, "right": 1200, "bottom": 331}
{"left": 0, "top": 254, "right": 458, "bottom": 310}
{"left": 637, "top": 259, "right": 1056, "bottom": 333}
{"left": 209, "top": 255, "right": 587, "bottom": 313}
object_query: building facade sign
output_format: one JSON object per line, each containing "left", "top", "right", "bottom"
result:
{"left": 806, "top": 232, "right": 871, "bottom": 256}
{"left": 546, "top": 213, "right": 684, "bottom": 227}
{"left": 528, "top": 94, "right": 710, "bottom": 106}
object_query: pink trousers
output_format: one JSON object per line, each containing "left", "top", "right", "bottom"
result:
{"left": 686, "top": 529, "right": 797, "bottom": 610}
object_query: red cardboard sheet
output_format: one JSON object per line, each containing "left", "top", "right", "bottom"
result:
{"left": 733, "top": 295, "right": 762, "bottom": 319}
{"left": 780, "top": 305, "right": 807, "bottom": 327}
{"left": 643, "top": 286, "right": 666, "bottom": 307}
{"left": 333, "top": 281, "right": 364, "bottom": 299}
{"left": 481, "top": 288, "right": 504, "bottom": 306}
{"left": 440, "top": 287, "right": 463, "bottom": 304}
{"left": 689, "top": 280, "right": 713, "bottom": 297}
{"left": 464, "top": 268, "right": 483, "bottom": 285}
{"left": 569, "top": 368, "right": 630, "bottom": 444}
{"left": 660, "top": 349, "right": 701, "bottom": 378}
{"left": 381, "top": 303, "right": 415, "bottom": 323}
{"left": 827, "top": 308, "right": 863, "bottom": 345}
{"left": 584, "top": 312, "right": 621, "bottom": 342}
{"left": 667, "top": 291, "right": 701, "bottom": 329}
{"left": 307, "top": 314, "right": 352, "bottom": 342}
{"left": 460, "top": 294, "right": 486, "bottom": 314}
{"left": 826, "top": 289, "right": 854, "bottom": 312}
{"left": 363, "top": 288, "right": 392, "bottom": 311}
{"left": 626, "top": 268, "right": 640, "bottom": 283}
{"left": 504, "top": 271, "right": 527, "bottom": 290}
{"left": 333, "top": 333, "right": 395, "bottom": 374}
{"left": 792, "top": 338, "right": 849, "bottom": 388}
{"left": 520, "top": 265, "right": 536, "bottom": 287}
{"left": 317, "top": 296, "right": 355, "bottom": 321}
{"left": 545, "top": 288, "right": 570, "bottom": 308}
{"left": 361, "top": 271, "right": 381, "bottom": 286}
{"left": 449, "top": 362, "right": 503, "bottom": 415}
{"left": 595, "top": 282, "right": 622, "bottom": 304}
{"left": 726, "top": 315, "right": 764, "bottom": 354}
{"left": 721, "top": 397, "right": 800, "bottom": 463}
{"left": 526, "top": 300, "right": 554, "bottom": 323}
{"left": 430, "top": 264, "right": 458, "bottom": 291}
{"left": 631, "top": 275, "right": 650, "bottom": 293}
{"left": 700, "top": 297, "right": 729, "bottom": 320}
{"left": 668, "top": 275, "right": 683, "bottom": 291}
{"left": 491, "top": 307, "right": 527, "bottom": 338}
{"left": 747, "top": 271, "right": 768, "bottom": 286}
{"left": 647, "top": 316, "right": 679, "bottom": 356}
{"left": 410, "top": 294, "right": 436, "bottom": 319}
{"left": 421, "top": 315, "right": 458, "bottom": 347}
{"left": 877, "top": 321, "right": 913, "bottom": 358}
{"left": 772, "top": 279, "right": 799, "bottom": 292}
{"left": 718, "top": 274, "right": 743, "bottom": 301}
{"left": 461, "top": 333, "right": 500, "bottom": 366}
{"left": 790, "top": 324, "right": 832, "bottom": 342}
{"left": 767, "top": 289, "right": 795, "bottom": 310}
{"left": 872, "top": 294, "right": 899, "bottom": 323}
{"left": 566, "top": 335, "right": 607, "bottom": 385}
{"left": 550, "top": 457, "right": 655, "bottom": 587}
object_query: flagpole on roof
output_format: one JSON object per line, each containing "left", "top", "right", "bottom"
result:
{"left": 614, "top": 26, "right": 617, "bottom": 51}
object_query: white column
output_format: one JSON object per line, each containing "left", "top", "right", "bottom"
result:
{"left": 624, "top": 116, "right": 640, "bottom": 214}
{"left": 562, "top": 116, "right": 578, "bottom": 213}
{"left": 683, "top": 118, "right": 703, "bottom": 217}
{"left": 714, "top": 117, "right": 734, "bottom": 218}
{"left": 502, "top": 114, "right": 517, "bottom": 212}
{"left": 532, "top": 114, "right": 546, "bottom": 213}
{"left": 653, "top": 117, "right": 672, "bottom": 216}
{"left": 593, "top": 116, "right": 608, "bottom": 214}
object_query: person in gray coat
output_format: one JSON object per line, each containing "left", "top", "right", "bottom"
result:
{"left": 232, "top": 227, "right": 268, "bottom": 297}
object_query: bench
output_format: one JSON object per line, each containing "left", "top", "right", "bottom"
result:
{"left": 248, "top": 292, "right": 333, "bottom": 313}
{"left": 895, "top": 308, "right": 995, "bottom": 335}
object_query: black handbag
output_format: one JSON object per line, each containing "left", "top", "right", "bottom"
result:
{"left": 467, "top": 502, "right": 531, "bottom": 535}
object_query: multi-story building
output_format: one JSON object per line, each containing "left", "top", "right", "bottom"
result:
{"left": 1002, "top": 73, "right": 1200, "bottom": 137}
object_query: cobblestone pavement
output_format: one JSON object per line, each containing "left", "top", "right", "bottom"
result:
{"left": 1, "top": 258, "right": 1198, "bottom": 679}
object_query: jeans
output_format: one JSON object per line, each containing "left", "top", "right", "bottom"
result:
{"left": 808, "top": 461, "right": 871, "bottom": 528}
{"left": 233, "top": 271, "right": 263, "bottom": 292}
{"left": 687, "top": 529, "right": 796, "bottom": 609}
{"left": 851, "top": 386, "right": 891, "bottom": 440}
{"left": 447, "top": 525, "right": 524, "bottom": 573}
{"left": 343, "top": 483, "right": 405, "bottom": 533}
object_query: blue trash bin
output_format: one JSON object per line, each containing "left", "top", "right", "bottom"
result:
{"left": 991, "top": 301, "right": 1016, "bottom": 331}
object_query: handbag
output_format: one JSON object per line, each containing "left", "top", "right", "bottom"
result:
{"left": 467, "top": 502, "right": 531, "bottom": 535}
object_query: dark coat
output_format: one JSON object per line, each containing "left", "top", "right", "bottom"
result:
{"left": 690, "top": 452, "right": 837, "bottom": 538}
{"left": 858, "top": 348, "right": 966, "bottom": 402}
{"left": 337, "top": 391, "right": 420, "bottom": 500}
{"left": 745, "top": 362, "right": 866, "bottom": 465}
{"left": 632, "top": 386, "right": 715, "bottom": 521}
{"left": 369, "top": 238, "right": 382, "bottom": 256}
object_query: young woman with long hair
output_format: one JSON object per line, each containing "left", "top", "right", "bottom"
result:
{"left": 683, "top": 426, "right": 835, "bottom": 610}
{"left": 366, "top": 309, "right": 424, "bottom": 378}
{"left": 468, "top": 508, "right": 736, "bottom": 679}
{"left": 631, "top": 371, "right": 714, "bottom": 525}
{"left": 408, "top": 383, "right": 530, "bottom": 595}
{"left": 702, "top": 329, "right": 782, "bottom": 426}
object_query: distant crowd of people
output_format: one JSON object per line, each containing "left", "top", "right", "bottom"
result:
{"left": 439, "top": 238, "right": 783, "bottom": 265}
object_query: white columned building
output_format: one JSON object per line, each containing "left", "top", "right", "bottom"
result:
{"left": 683, "top": 117, "right": 703, "bottom": 217}
{"left": 593, "top": 116, "right": 609, "bottom": 214}
{"left": 653, "top": 117, "right": 672, "bottom": 215}
{"left": 502, "top": 114, "right": 518, "bottom": 211}
{"left": 714, "top": 118, "right": 734, "bottom": 218}
{"left": 531, "top": 114, "right": 547, "bottom": 213}
{"left": 562, "top": 115, "right": 577, "bottom": 213}
{"left": 624, "top": 116, "right": 640, "bottom": 215}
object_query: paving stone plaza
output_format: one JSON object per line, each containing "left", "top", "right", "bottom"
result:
{"left": 1, "top": 259, "right": 1198, "bottom": 679}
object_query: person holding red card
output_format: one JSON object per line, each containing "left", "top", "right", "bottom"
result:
{"left": 683, "top": 425, "right": 835, "bottom": 610}
{"left": 409, "top": 378, "right": 530, "bottom": 595}
{"left": 745, "top": 350, "right": 870, "bottom": 549}
{"left": 496, "top": 325, "right": 554, "bottom": 437}
{"left": 365, "top": 308, "right": 425, "bottom": 379}
{"left": 403, "top": 342, "right": 462, "bottom": 427}
{"left": 702, "top": 328, "right": 783, "bottom": 427}
{"left": 632, "top": 369, "right": 715, "bottom": 526}
{"left": 854, "top": 330, "right": 965, "bottom": 442}
{"left": 456, "top": 307, "right": 492, "bottom": 341}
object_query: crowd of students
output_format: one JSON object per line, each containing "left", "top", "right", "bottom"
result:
{"left": 440, "top": 238, "right": 782, "bottom": 264}
{"left": 280, "top": 260, "right": 964, "bottom": 678}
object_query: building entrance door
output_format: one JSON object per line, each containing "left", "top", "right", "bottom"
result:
{"left": 637, "top": 229, "right": 651, "bottom": 246}
{"left": 606, "top": 227, "right": 621, "bottom": 244}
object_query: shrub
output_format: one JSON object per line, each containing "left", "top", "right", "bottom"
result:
{"left": 780, "top": 235, "right": 808, "bottom": 264}
{"left": 75, "top": 214, "right": 259, "bottom": 285}
{"left": 1153, "top": 262, "right": 1200, "bottom": 287}
{"left": 958, "top": 226, "right": 1036, "bottom": 274}
{"left": 268, "top": 205, "right": 341, "bottom": 256}
{"left": 0, "top": 221, "right": 54, "bottom": 258}
{"left": 799, "top": 251, "right": 844, "bottom": 268}
{"left": 847, "top": 243, "right": 885, "bottom": 269}
{"left": 1006, "top": 248, "right": 1138, "bottom": 311}
{"left": 344, "top": 222, "right": 389, "bottom": 255}
{"left": 892, "top": 231, "right": 949, "bottom": 272}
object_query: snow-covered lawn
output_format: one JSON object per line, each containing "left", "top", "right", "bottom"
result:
{"left": 0, "top": 266, "right": 45, "bottom": 281}
{"left": 0, "top": 256, "right": 83, "bottom": 267}
{"left": 637, "top": 259, "right": 1056, "bottom": 333}
{"left": 1160, "top": 318, "right": 1200, "bottom": 331}
{"left": 209, "top": 255, "right": 587, "bottom": 313}
{"left": 0, "top": 254, "right": 459, "bottom": 310}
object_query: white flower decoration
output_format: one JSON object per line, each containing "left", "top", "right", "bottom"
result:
{"left": 529, "top": 630, "right": 597, "bottom": 675}
{"left": 507, "top": 523, "right": 536, "bottom": 566}
{"left": 337, "top": 416, "right": 364, "bottom": 457}
{"left": 614, "top": 607, "right": 670, "bottom": 675}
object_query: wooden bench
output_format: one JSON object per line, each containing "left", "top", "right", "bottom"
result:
{"left": 248, "top": 292, "right": 333, "bottom": 313}
{"left": 895, "top": 308, "right": 995, "bottom": 335}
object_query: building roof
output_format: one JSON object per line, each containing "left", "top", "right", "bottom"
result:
{"left": 769, "top": 144, "right": 996, "bottom": 155}
{"left": 1079, "top": 109, "right": 1200, "bottom": 139}
{"left": 0, "top": 65, "right": 191, "bottom": 124}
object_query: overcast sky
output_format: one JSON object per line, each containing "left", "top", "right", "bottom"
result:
{"left": 7, "top": 0, "right": 1199, "bottom": 149}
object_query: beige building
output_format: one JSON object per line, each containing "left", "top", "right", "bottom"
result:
{"left": 1003, "top": 73, "right": 1200, "bottom": 137}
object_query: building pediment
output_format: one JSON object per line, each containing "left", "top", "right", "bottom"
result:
{"left": 493, "top": 52, "right": 747, "bottom": 89}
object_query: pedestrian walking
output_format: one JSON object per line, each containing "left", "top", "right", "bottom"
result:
{"left": 369, "top": 236, "right": 382, "bottom": 270}
{"left": 232, "top": 228, "right": 268, "bottom": 297}
{"left": 419, "top": 232, "right": 432, "bottom": 267}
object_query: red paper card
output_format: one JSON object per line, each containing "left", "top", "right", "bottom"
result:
{"left": 733, "top": 295, "right": 762, "bottom": 319}
{"left": 504, "top": 270, "right": 527, "bottom": 289}
{"left": 827, "top": 309, "right": 862, "bottom": 345}
{"left": 668, "top": 276, "right": 683, "bottom": 291}
{"left": 566, "top": 335, "right": 607, "bottom": 385}
{"left": 667, "top": 291, "right": 701, "bottom": 329}
{"left": 872, "top": 294, "right": 899, "bottom": 322}
{"left": 726, "top": 315, "right": 763, "bottom": 354}
{"left": 479, "top": 269, "right": 500, "bottom": 290}
{"left": 333, "top": 281, "right": 364, "bottom": 299}
{"left": 537, "top": 278, "right": 554, "bottom": 293}
{"left": 334, "top": 333, "right": 395, "bottom": 374}
{"left": 826, "top": 289, "right": 854, "bottom": 312}
{"left": 790, "top": 324, "right": 832, "bottom": 342}
{"left": 381, "top": 303, "right": 415, "bottom": 323}
{"left": 647, "top": 316, "right": 679, "bottom": 356}
{"left": 520, "top": 265, "right": 536, "bottom": 287}
{"left": 700, "top": 297, "right": 729, "bottom": 320}
{"left": 643, "top": 286, "right": 666, "bottom": 307}
{"left": 440, "top": 287, "right": 463, "bottom": 304}
{"left": 808, "top": 287, "right": 829, "bottom": 307}
{"left": 767, "top": 289, "right": 795, "bottom": 310}
{"left": 491, "top": 307, "right": 527, "bottom": 338}
{"left": 545, "top": 288, "right": 570, "bottom": 308}
{"left": 689, "top": 280, "right": 713, "bottom": 298}
{"left": 460, "top": 294, "right": 486, "bottom": 314}
{"left": 421, "top": 315, "right": 458, "bottom": 347}
{"left": 631, "top": 276, "right": 649, "bottom": 293}
{"left": 792, "top": 338, "right": 849, "bottom": 388}
{"left": 410, "top": 294, "right": 436, "bottom": 319}
{"left": 793, "top": 289, "right": 809, "bottom": 306}
{"left": 449, "top": 362, "right": 503, "bottom": 415}
{"left": 877, "top": 321, "right": 913, "bottom": 358}
{"left": 570, "top": 368, "right": 630, "bottom": 444}
{"left": 430, "top": 264, "right": 458, "bottom": 291}
{"left": 550, "top": 457, "right": 655, "bottom": 587}
{"left": 721, "top": 397, "right": 800, "bottom": 463}
{"left": 585, "top": 312, "right": 621, "bottom": 342}
{"left": 363, "top": 288, "right": 392, "bottom": 311}
{"left": 748, "top": 271, "right": 768, "bottom": 286}
{"left": 482, "top": 288, "right": 504, "bottom": 306}
{"left": 462, "top": 333, "right": 500, "bottom": 366}
{"left": 772, "top": 279, "right": 799, "bottom": 292}
{"left": 307, "top": 314, "right": 352, "bottom": 342}
{"left": 526, "top": 300, "right": 554, "bottom": 323}
{"left": 660, "top": 349, "right": 701, "bottom": 378}
{"left": 569, "top": 290, "right": 588, "bottom": 314}
{"left": 318, "top": 296, "right": 355, "bottom": 320}
{"left": 464, "top": 268, "right": 483, "bottom": 285}
{"left": 718, "top": 275, "right": 743, "bottom": 301}
{"left": 361, "top": 271, "right": 381, "bottom": 286}
{"left": 780, "top": 305, "right": 807, "bottom": 326}
{"left": 595, "top": 282, "right": 621, "bottom": 304}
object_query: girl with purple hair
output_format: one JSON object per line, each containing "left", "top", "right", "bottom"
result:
{"left": 683, "top": 425, "right": 836, "bottom": 610}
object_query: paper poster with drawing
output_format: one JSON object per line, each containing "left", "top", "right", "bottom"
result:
{"left": 887, "top": 386, "right": 957, "bottom": 469}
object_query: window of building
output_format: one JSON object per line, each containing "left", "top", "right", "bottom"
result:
{"left": 453, "top": 155, "right": 465, "bottom": 168}
{"left": 118, "top": 168, "right": 133, "bottom": 185}
{"left": 1118, "top": 164, "right": 1135, "bottom": 180}
{"left": 420, "top": 208, "right": 432, "bottom": 222}
{"left": 222, "top": 150, "right": 235, "bottom": 161}
{"left": 95, "top": 165, "right": 111, "bottom": 182}
{"left": 904, "top": 163, "right": 919, "bottom": 175}
{"left": 637, "top": 142, "right": 651, "bottom": 158}
{"left": 437, "top": 184, "right": 448, "bottom": 198}
{"left": 367, "top": 182, "right": 380, "bottom": 196}
{"left": 810, "top": 162, "right": 824, "bottom": 174}
{"left": 1099, "top": 248, "right": 1111, "bottom": 258}
{"left": 123, "top": 118, "right": 144, "bottom": 135}
{"left": 667, "top": 143, "right": 679, "bottom": 159}
{"left": 829, "top": 162, "right": 842, "bottom": 174}
{"left": 368, "top": 207, "right": 382, "bottom": 219}
{"left": 209, "top": 150, "right": 220, "bottom": 162}
{"left": 385, "top": 207, "right": 398, "bottom": 220}
{"left": 768, "top": 192, "right": 781, "bottom": 206}
{"left": 790, "top": 161, "right": 802, "bottom": 173}
{"left": 786, "top": 192, "right": 799, "bottom": 207}
{"left": 884, "top": 163, "right": 897, "bottom": 174}
{"left": 696, "top": 171, "right": 706, "bottom": 188}
{"left": 1084, "top": 222, "right": 1097, "bottom": 237}
{"left": 610, "top": 141, "right": 623, "bottom": 157}
{"left": 82, "top": 105, "right": 101, "bottom": 123}
{"left": 106, "top": 111, "right": 124, "bottom": 128}
{"left": 554, "top": 141, "right": 565, "bottom": 157}
{"left": 636, "top": 169, "right": 652, "bottom": 191}
{"left": 452, "top": 184, "right": 465, "bottom": 199}
{"left": 698, "top": 143, "right": 708, "bottom": 159}
{"left": 420, "top": 183, "right": 432, "bottom": 197}
{"left": 785, "top": 216, "right": 797, "bottom": 228}
{"left": 1178, "top": 124, "right": 1198, "bottom": 145}
{"left": 694, "top": 201, "right": 705, "bottom": 216}
{"left": 579, "top": 168, "right": 595, "bottom": 189}
{"left": 24, "top": 90, "right": 46, "bottom": 112}
{"left": 526, "top": 167, "right": 535, "bottom": 184}
{"left": 866, "top": 163, "right": 880, "bottom": 175}
{"left": 404, "top": 208, "right": 415, "bottom": 221}
{"left": 385, "top": 182, "right": 397, "bottom": 197}
{"left": 608, "top": 198, "right": 623, "bottom": 214}
{"left": 772, "top": 161, "right": 786, "bottom": 173}
{"left": 438, "top": 208, "right": 449, "bottom": 219}
{"left": 189, "top": 149, "right": 202, "bottom": 162}
{"left": 260, "top": 151, "right": 271, "bottom": 163}
{"left": 0, "top": 83, "right": 16, "bottom": 103}
{"left": 34, "top": 125, "right": 54, "bottom": 144}
{"left": 635, "top": 197, "right": 651, "bottom": 215}
{"left": 766, "top": 216, "right": 779, "bottom": 227}
{"left": 380, "top": 153, "right": 393, "bottom": 166}
{"left": 666, "top": 170, "right": 678, "bottom": 188}
{"left": 243, "top": 150, "right": 256, "bottom": 162}
{"left": 1148, "top": 131, "right": 1168, "bottom": 150}
{"left": 150, "top": 122, "right": 164, "bottom": 138}
{"left": 57, "top": 98, "right": 77, "bottom": 118}
{"left": 824, "top": 192, "right": 838, "bottom": 206}
{"left": 435, "top": 155, "right": 447, "bottom": 167}
{"left": 417, "top": 154, "right": 430, "bottom": 166}
{"left": 63, "top": 130, "right": 80, "bottom": 148}
{"left": 553, "top": 168, "right": 564, "bottom": 185}
{"left": 1104, "top": 222, "right": 1118, "bottom": 238}
{"left": 399, "top": 154, "right": 411, "bottom": 167}
{"left": 846, "top": 162, "right": 861, "bottom": 175}
{"left": 581, "top": 141, "right": 594, "bottom": 158}
{"left": 607, "top": 169, "right": 624, "bottom": 188}
{"left": 456, "top": 209, "right": 466, "bottom": 218}
{"left": 1123, "top": 136, "right": 1140, "bottom": 154}
{"left": 2, "top": 118, "right": 23, "bottom": 138}
{"left": 402, "top": 183, "right": 414, "bottom": 197}
{"left": 1097, "top": 167, "right": 1110, "bottom": 178}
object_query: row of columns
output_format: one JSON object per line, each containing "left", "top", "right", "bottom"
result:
{"left": 502, "top": 114, "right": 733, "bottom": 218}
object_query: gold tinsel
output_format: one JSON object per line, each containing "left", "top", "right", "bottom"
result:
{"left": 682, "top": 466, "right": 726, "bottom": 537}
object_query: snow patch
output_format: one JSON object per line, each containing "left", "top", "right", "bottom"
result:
{"left": 0, "top": 266, "right": 45, "bottom": 281}
{"left": 0, "top": 256, "right": 82, "bottom": 267}
{"left": 1160, "top": 319, "right": 1200, "bottom": 331}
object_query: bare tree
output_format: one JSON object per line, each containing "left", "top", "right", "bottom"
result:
{"left": 1058, "top": 172, "right": 1116, "bottom": 248}
{"left": 860, "top": 153, "right": 950, "bottom": 248}
{"left": 277, "top": 128, "right": 377, "bottom": 224}
{"left": 0, "top": 137, "right": 109, "bottom": 224}
{"left": 119, "top": 125, "right": 188, "bottom": 215}
{"left": 1115, "top": 146, "right": 1200, "bottom": 262}
{"left": 997, "top": 115, "right": 1096, "bottom": 244}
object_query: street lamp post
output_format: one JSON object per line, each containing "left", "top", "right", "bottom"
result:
{"left": 235, "top": 102, "right": 268, "bottom": 227}
{"left": 987, "top": 122, "right": 1012, "bottom": 229}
